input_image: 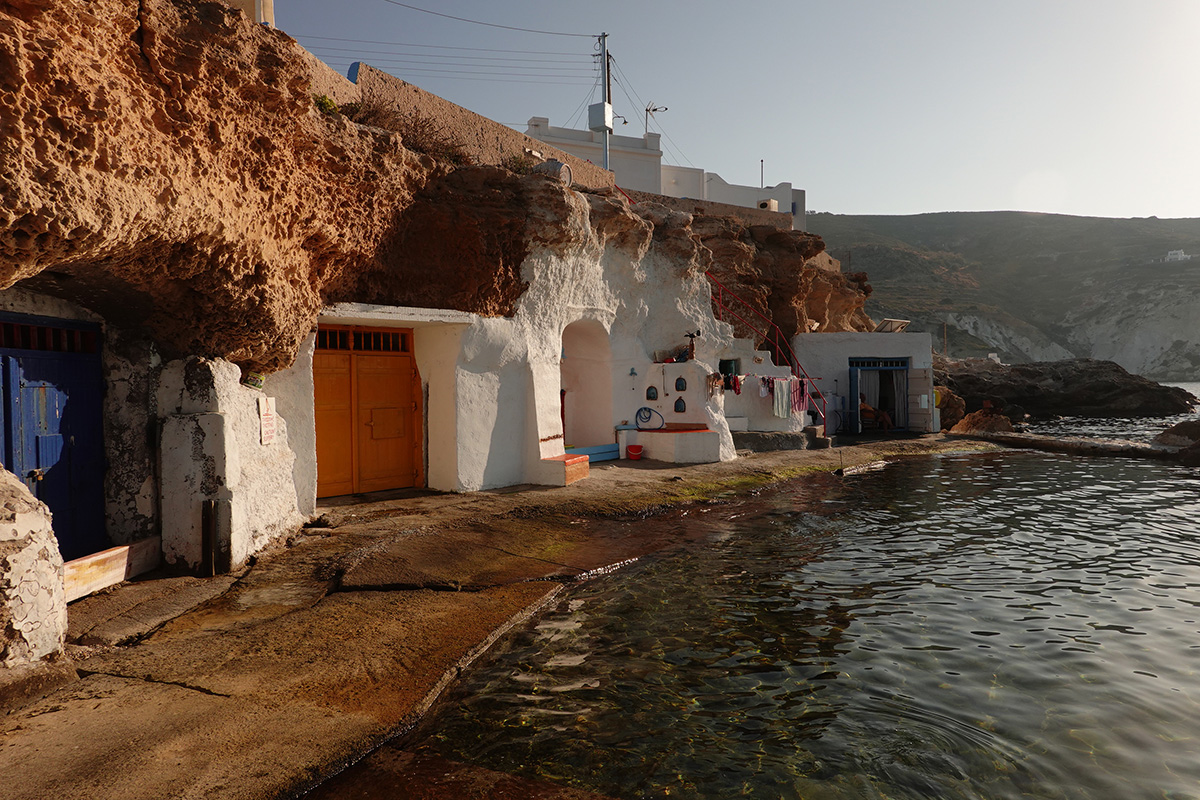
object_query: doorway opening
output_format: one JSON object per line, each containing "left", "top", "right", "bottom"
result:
{"left": 848, "top": 358, "right": 909, "bottom": 433}
{"left": 559, "top": 320, "right": 613, "bottom": 449}
{"left": 314, "top": 325, "right": 423, "bottom": 497}
{"left": 0, "top": 313, "right": 106, "bottom": 561}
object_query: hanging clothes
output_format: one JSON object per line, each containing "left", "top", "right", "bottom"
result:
{"left": 773, "top": 378, "right": 790, "bottom": 418}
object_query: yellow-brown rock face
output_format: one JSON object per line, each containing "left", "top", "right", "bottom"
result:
{"left": 695, "top": 217, "right": 873, "bottom": 342}
{"left": 1, "top": 0, "right": 432, "bottom": 370}
{"left": 1, "top": 0, "right": 872, "bottom": 373}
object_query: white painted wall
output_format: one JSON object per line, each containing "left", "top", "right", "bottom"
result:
{"left": 660, "top": 164, "right": 706, "bottom": 199}
{"left": 792, "top": 332, "right": 936, "bottom": 434}
{"left": 701, "top": 173, "right": 806, "bottom": 231}
{"left": 157, "top": 358, "right": 302, "bottom": 570}
{"left": 264, "top": 333, "right": 316, "bottom": 518}
{"left": 561, "top": 319, "right": 614, "bottom": 448}
{"left": 717, "top": 338, "right": 804, "bottom": 432}
{"left": 526, "top": 117, "right": 662, "bottom": 193}
{"left": 526, "top": 117, "right": 807, "bottom": 230}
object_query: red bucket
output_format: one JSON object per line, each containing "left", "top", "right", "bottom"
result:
{"left": 626, "top": 444, "right": 643, "bottom": 460}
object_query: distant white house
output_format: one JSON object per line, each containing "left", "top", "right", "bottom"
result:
{"left": 525, "top": 117, "right": 807, "bottom": 231}
{"left": 228, "top": 0, "right": 273, "bottom": 25}
{"left": 1165, "top": 249, "right": 1192, "bottom": 262}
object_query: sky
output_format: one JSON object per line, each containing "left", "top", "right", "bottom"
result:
{"left": 275, "top": 1, "right": 1200, "bottom": 219}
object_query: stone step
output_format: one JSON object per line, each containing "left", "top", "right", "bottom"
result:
{"left": 731, "top": 431, "right": 809, "bottom": 452}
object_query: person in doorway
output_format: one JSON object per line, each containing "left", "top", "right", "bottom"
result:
{"left": 859, "top": 393, "right": 894, "bottom": 432}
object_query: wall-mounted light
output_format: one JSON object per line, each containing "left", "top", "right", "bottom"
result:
{"left": 629, "top": 367, "right": 638, "bottom": 376}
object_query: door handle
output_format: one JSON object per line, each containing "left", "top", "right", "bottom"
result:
{"left": 28, "top": 468, "right": 44, "bottom": 482}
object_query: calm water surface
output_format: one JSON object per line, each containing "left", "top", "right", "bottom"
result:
{"left": 413, "top": 451, "right": 1200, "bottom": 799}
{"left": 1027, "top": 381, "right": 1199, "bottom": 441}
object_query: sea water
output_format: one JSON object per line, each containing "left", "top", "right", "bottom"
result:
{"left": 412, "top": 446, "right": 1200, "bottom": 799}
{"left": 1026, "top": 381, "right": 1200, "bottom": 441}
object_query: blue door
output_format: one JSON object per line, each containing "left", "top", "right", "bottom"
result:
{"left": 0, "top": 317, "right": 106, "bottom": 561}
{"left": 848, "top": 367, "right": 861, "bottom": 433}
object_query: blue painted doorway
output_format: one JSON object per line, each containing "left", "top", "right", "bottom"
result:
{"left": 0, "top": 314, "right": 107, "bottom": 561}
{"left": 847, "top": 358, "right": 910, "bottom": 434}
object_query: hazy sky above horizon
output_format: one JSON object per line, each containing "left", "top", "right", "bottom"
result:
{"left": 275, "top": 1, "right": 1200, "bottom": 219}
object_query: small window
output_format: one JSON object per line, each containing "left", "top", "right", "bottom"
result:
{"left": 674, "top": 398, "right": 686, "bottom": 413}
{"left": 646, "top": 386, "right": 658, "bottom": 401}
{"left": 675, "top": 376, "right": 687, "bottom": 391}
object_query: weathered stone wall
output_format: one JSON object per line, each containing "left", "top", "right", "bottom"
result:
{"left": 0, "top": 471, "right": 63, "bottom": 667}
{"left": 157, "top": 358, "right": 301, "bottom": 569}
{"left": 352, "top": 64, "right": 613, "bottom": 191}
{"left": 299, "top": 47, "right": 359, "bottom": 106}
{"left": 624, "top": 189, "right": 790, "bottom": 230}
{"left": 102, "top": 326, "right": 163, "bottom": 545}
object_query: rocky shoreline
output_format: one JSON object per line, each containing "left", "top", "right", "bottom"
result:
{"left": 0, "top": 437, "right": 991, "bottom": 800}
{"left": 935, "top": 356, "right": 1196, "bottom": 420}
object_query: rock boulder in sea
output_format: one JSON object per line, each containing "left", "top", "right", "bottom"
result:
{"left": 1180, "top": 442, "right": 1200, "bottom": 468}
{"left": 935, "top": 357, "right": 1197, "bottom": 419}
{"left": 1154, "top": 420, "right": 1200, "bottom": 448}
{"left": 935, "top": 385, "right": 966, "bottom": 430}
{"left": 949, "top": 409, "right": 1015, "bottom": 434}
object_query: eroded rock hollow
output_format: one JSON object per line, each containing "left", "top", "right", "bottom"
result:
{"left": 1, "top": 0, "right": 870, "bottom": 372}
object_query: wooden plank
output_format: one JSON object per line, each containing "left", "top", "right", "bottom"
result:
{"left": 64, "top": 536, "right": 161, "bottom": 603}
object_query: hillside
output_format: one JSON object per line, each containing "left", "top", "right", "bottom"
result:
{"left": 806, "top": 211, "right": 1200, "bottom": 380}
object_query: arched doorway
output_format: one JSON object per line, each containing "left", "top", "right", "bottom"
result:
{"left": 560, "top": 320, "right": 613, "bottom": 448}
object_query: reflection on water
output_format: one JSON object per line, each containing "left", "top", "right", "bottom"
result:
{"left": 414, "top": 452, "right": 1200, "bottom": 800}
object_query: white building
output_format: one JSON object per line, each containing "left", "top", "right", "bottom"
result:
{"left": 1165, "top": 250, "right": 1191, "bottom": 262}
{"left": 793, "top": 331, "right": 938, "bottom": 435}
{"left": 525, "top": 117, "right": 807, "bottom": 231}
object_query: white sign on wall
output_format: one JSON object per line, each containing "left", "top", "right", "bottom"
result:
{"left": 258, "top": 396, "right": 277, "bottom": 445}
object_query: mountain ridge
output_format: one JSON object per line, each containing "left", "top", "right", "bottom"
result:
{"left": 806, "top": 211, "right": 1200, "bottom": 380}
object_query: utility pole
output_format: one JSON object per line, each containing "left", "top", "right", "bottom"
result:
{"left": 599, "top": 33, "right": 611, "bottom": 169}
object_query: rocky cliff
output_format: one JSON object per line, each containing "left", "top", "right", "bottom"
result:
{"left": 0, "top": 0, "right": 868, "bottom": 372}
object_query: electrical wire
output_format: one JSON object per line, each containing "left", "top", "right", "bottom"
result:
{"left": 293, "top": 34, "right": 586, "bottom": 57}
{"left": 303, "top": 44, "right": 593, "bottom": 67}
{"left": 311, "top": 64, "right": 592, "bottom": 86}
{"left": 379, "top": 0, "right": 596, "bottom": 38}
{"left": 564, "top": 75, "right": 602, "bottom": 129}
{"left": 304, "top": 51, "right": 596, "bottom": 76}
{"left": 609, "top": 56, "right": 696, "bottom": 168}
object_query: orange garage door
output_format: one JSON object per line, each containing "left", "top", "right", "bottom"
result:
{"left": 314, "top": 326, "right": 423, "bottom": 497}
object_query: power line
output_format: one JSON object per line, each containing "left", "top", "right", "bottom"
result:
{"left": 565, "top": 75, "right": 603, "bottom": 129}
{"left": 610, "top": 56, "right": 696, "bottom": 168}
{"left": 378, "top": 0, "right": 596, "bottom": 38}
{"left": 293, "top": 34, "right": 587, "bottom": 57}
{"left": 305, "top": 51, "right": 596, "bottom": 75}
{"left": 305, "top": 45, "right": 592, "bottom": 66}
{"left": 315, "top": 62, "right": 593, "bottom": 87}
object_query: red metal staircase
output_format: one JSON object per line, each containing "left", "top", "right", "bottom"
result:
{"left": 706, "top": 271, "right": 830, "bottom": 435}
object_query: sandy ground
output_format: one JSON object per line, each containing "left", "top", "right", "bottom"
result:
{"left": 0, "top": 435, "right": 994, "bottom": 800}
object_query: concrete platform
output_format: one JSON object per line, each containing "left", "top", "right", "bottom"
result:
{"left": 0, "top": 435, "right": 986, "bottom": 800}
